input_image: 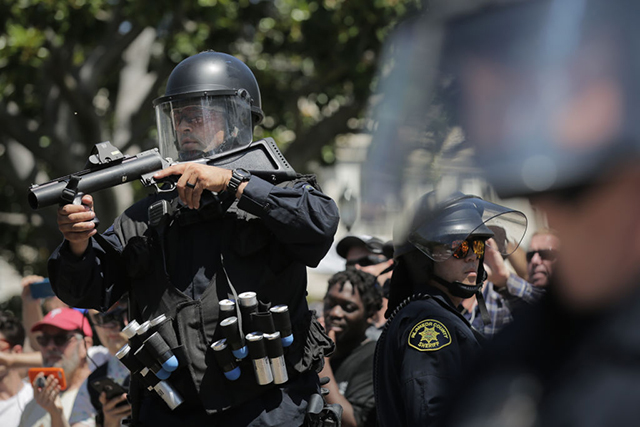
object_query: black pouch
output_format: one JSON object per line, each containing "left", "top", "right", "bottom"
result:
{"left": 287, "top": 310, "right": 335, "bottom": 374}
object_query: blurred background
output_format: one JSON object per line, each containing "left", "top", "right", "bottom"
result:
{"left": 0, "top": 0, "right": 542, "bottom": 312}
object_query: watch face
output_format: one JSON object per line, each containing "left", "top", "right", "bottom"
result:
{"left": 235, "top": 168, "right": 251, "bottom": 180}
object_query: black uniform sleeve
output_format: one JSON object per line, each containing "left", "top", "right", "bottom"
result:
{"left": 237, "top": 176, "right": 340, "bottom": 267}
{"left": 48, "top": 226, "right": 128, "bottom": 311}
{"left": 395, "top": 314, "right": 476, "bottom": 425}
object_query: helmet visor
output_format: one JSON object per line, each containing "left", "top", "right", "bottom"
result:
{"left": 408, "top": 198, "right": 527, "bottom": 262}
{"left": 155, "top": 95, "right": 253, "bottom": 161}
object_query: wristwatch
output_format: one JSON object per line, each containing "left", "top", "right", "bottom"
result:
{"left": 227, "top": 168, "right": 251, "bottom": 196}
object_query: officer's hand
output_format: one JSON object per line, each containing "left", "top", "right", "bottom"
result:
{"left": 57, "top": 194, "right": 96, "bottom": 257}
{"left": 484, "top": 238, "right": 510, "bottom": 288}
{"left": 154, "top": 163, "right": 233, "bottom": 210}
{"left": 100, "top": 391, "right": 132, "bottom": 427}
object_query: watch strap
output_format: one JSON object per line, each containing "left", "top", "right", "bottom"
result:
{"left": 227, "top": 169, "right": 250, "bottom": 195}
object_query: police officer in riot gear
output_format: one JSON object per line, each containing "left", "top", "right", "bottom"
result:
{"left": 374, "top": 191, "right": 526, "bottom": 426}
{"left": 49, "top": 51, "right": 340, "bottom": 426}
{"left": 154, "top": 50, "right": 262, "bottom": 162}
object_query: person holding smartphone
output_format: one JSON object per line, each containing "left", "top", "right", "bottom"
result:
{"left": 20, "top": 275, "right": 68, "bottom": 353}
{"left": 69, "top": 301, "right": 130, "bottom": 427}
{"left": 19, "top": 307, "right": 93, "bottom": 427}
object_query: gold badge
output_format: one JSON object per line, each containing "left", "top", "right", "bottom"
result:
{"left": 408, "top": 319, "right": 452, "bottom": 352}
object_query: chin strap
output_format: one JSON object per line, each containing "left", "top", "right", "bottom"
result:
{"left": 432, "top": 275, "right": 481, "bottom": 299}
{"left": 432, "top": 253, "right": 492, "bottom": 326}
{"left": 475, "top": 290, "right": 491, "bottom": 326}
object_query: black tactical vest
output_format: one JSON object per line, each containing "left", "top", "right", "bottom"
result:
{"left": 108, "top": 192, "right": 332, "bottom": 416}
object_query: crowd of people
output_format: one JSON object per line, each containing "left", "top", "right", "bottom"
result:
{"left": 0, "top": 276, "right": 132, "bottom": 427}
{"left": 0, "top": 215, "right": 556, "bottom": 427}
{"left": 0, "top": 216, "right": 556, "bottom": 427}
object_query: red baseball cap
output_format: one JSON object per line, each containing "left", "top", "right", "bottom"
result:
{"left": 31, "top": 308, "right": 93, "bottom": 337}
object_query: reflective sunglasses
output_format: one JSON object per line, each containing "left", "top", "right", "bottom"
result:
{"left": 93, "top": 307, "right": 128, "bottom": 329}
{"left": 36, "top": 333, "right": 79, "bottom": 347}
{"left": 346, "top": 254, "right": 388, "bottom": 267}
{"left": 526, "top": 249, "right": 558, "bottom": 263}
{"left": 452, "top": 240, "right": 486, "bottom": 259}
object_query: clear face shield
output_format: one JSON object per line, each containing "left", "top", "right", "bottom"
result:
{"left": 155, "top": 94, "right": 253, "bottom": 161}
{"left": 406, "top": 197, "right": 527, "bottom": 262}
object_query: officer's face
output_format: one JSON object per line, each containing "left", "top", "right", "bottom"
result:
{"left": 432, "top": 246, "right": 480, "bottom": 287}
{"left": 526, "top": 234, "right": 560, "bottom": 287}
{"left": 323, "top": 281, "right": 370, "bottom": 347}
{"left": 532, "top": 164, "right": 640, "bottom": 310}
{"left": 174, "top": 106, "right": 225, "bottom": 156}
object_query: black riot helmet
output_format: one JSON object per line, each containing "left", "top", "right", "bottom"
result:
{"left": 391, "top": 191, "right": 527, "bottom": 303}
{"left": 153, "top": 51, "right": 264, "bottom": 161}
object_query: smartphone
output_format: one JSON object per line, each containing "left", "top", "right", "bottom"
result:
{"left": 28, "top": 367, "right": 67, "bottom": 391}
{"left": 90, "top": 378, "right": 128, "bottom": 401}
{"left": 29, "top": 278, "right": 56, "bottom": 299}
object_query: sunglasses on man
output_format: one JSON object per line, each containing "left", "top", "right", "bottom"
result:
{"left": 451, "top": 239, "right": 486, "bottom": 259}
{"left": 526, "top": 249, "right": 558, "bottom": 263}
{"left": 36, "top": 333, "right": 80, "bottom": 347}
{"left": 346, "top": 254, "right": 389, "bottom": 267}
{"left": 93, "top": 307, "right": 128, "bottom": 329}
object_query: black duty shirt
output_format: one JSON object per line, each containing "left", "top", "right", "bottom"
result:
{"left": 331, "top": 340, "right": 377, "bottom": 427}
{"left": 374, "top": 287, "right": 482, "bottom": 426}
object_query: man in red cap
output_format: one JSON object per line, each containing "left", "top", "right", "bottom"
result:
{"left": 19, "top": 307, "right": 93, "bottom": 427}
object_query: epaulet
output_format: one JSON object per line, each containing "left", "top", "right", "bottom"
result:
{"left": 276, "top": 173, "right": 323, "bottom": 191}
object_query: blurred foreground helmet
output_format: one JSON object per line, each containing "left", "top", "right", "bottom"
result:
{"left": 153, "top": 51, "right": 264, "bottom": 161}
{"left": 363, "top": 0, "right": 640, "bottom": 211}
{"left": 393, "top": 191, "right": 527, "bottom": 261}
{"left": 441, "top": 0, "right": 640, "bottom": 198}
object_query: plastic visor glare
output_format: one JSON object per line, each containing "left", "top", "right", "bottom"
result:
{"left": 441, "top": 0, "right": 640, "bottom": 198}
{"left": 155, "top": 94, "right": 254, "bottom": 161}
{"left": 408, "top": 198, "right": 527, "bottom": 262}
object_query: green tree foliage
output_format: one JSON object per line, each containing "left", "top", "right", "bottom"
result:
{"left": 0, "top": 0, "right": 420, "bottom": 275}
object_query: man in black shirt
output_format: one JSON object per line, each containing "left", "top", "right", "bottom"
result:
{"left": 320, "top": 269, "right": 382, "bottom": 427}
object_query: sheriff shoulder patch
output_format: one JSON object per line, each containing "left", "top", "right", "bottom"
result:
{"left": 408, "top": 319, "right": 452, "bottom": 352}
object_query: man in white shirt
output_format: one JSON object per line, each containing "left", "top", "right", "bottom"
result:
{"left": 0, "top": 311, "right": 34, "bottom": 427}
